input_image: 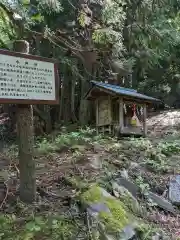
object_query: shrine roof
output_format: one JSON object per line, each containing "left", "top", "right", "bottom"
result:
{"left": 85, "top": 81, "right": 160, "bottom": 102}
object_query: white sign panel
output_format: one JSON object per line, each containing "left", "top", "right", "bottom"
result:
{"left": 0, "top": 50, "right": 59, "bottom": 104}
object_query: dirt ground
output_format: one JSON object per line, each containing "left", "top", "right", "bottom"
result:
{"left": 1, "top": 110, "right": 180, "bottom": 239}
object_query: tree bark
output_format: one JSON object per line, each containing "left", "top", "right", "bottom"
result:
{"left": 14, "top": 40, "right": 36, "bottom": 203}
{"left": 60, "top": 66, "right": 72, "bottom": 123}
{"left": 17, "top": 105, "right": 35, "bottom": 202}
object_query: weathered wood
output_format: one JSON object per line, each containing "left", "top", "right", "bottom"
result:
{"left": 97, "top": 97, "right": 111, "bottom": 126}
{"left": 143, "top": 104, "right": 147, "bottom": 137}
{"left": 119, "top": 98, "right": 124, "bottom": 132}
{"left": 108, "top": 95, "right": 112, "bottom": 124}
{"left": 17, "top": 105, "right": 35, "bottom": 202}
{"left": 14, "top": 40, "right": 36, "bottom": 203}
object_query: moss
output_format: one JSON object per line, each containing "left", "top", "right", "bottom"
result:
{"left": 65, "top": 175, "right": 88, "bottom": 190}
{"left": 99, "top": 198, "right": 129, "bottom": 232}
{"left": 81, "top": 186, "right": 129, "bottom": 233}
{"left": 81, "top": 185, "right": 102, "bottom": 203}
{"left": 119, "top": 192, "right": 143, "bottom": 217}
{"left": 105, "top": 198, "right": 128, "bottom": 225}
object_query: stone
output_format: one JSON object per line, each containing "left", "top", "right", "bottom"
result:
{"left": 148, "top": 192, "right": 176, "bottom": 214}
{"left": 119, "top": 225, "right": 136, "bottom": 240}
{"left": 115, "top": 177, "right": 140, "bottom": 198}
{"left": 169, "top": 175, "right": 180, "bottom": 205}
{"left": 99, "top": 187, "right": 114, "bottom": 198}
{"left": 99, "top": 223, "right": 136, "bottom": 240}
{"left": 87, "top": 203, "right": 111, "bottom": 217}
{"left": 152, "top": 233, "right": 162, "bottom": 240}
{"left": 81, "top": 186, "right": 137, "bottom": 240}
{"left": 112, "top": 181, "right": 143, "bottom": 217}
{"left": 120, "top": 169, "right": 129, "bottom": 179}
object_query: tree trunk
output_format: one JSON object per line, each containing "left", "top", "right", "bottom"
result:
{"left": 71, "top": 73, "right": 77, "bottom": 122}
{"left": 35, "top": 36, "right": 52, "bottom": 132}
{"left": 17, "top": 105, "right": 35, "bottom": 202}
{"left": 61, "top": 66, "right": 72, "bottom": 123}
{"left": 79, "top": 62, "right": 92, "bottom": 125}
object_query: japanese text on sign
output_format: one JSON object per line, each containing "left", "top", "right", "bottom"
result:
{"left": 0, "top": 50, "right": 58, "bottom": 103}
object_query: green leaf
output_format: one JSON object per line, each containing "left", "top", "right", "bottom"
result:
{"left": 21, "top": 0, "right": 30, "bottom": 5}
{"left": 25, "top": 222, "right": 41, "bottom": 232}
{"left": 24, "top": 232, "right": 34, "bottom": 240}
{"left": 31, "top": 13, "right": 44, "bottom": 22}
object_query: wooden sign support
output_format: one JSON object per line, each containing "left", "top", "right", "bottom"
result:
{"left": 14, "top": 40, "right": 36, "bottom": 203}
{"left": 0, "top": 41, "right": 59, "bottom": 203}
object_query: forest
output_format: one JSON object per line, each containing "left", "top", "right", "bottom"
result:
{"left": 1, "top": 0, "right": 180, "bottom": 132}
{"left": 1, "top": 0, "right": 180, "bottom": 240}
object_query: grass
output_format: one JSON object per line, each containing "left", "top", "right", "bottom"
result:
{"left": 0, "top": 214, "right": 82, "bottom": 240}
{"left": 1, "top": 126, "right": 180, "bottom": 239}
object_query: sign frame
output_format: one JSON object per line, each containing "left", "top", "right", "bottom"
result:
{"left": 0, "top": 49, "right": 59, "bottom": 105}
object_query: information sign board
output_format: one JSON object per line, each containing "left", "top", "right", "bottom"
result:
{"left": 0, "top": 49, "right": 59, "bottom": 104}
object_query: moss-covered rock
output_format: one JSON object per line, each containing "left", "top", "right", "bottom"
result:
{"left": 81, "top": 185, "right": 136, "bottom": 239}
{"left": 112, "top": 181, "right": 146, "bottom": 217}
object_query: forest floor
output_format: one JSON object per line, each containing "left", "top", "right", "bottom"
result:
{"left": 1, "top": 110, "right": 180, "bottom": 239}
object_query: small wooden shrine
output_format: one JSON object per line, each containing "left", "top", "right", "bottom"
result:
{"left": 85, "top": 81, "right": 160, "bottom": 137}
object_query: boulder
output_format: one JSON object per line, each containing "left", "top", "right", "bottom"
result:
{"left": 112, "top": 181, "right": 144, "bottom": 217}
{"left": 81, "top": 185, "right": 136, "bottom": 240}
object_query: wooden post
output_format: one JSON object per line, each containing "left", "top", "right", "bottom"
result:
{"left": 14, "top": 40, "right": 36, "bottom": 203}
{"left": 143, "top": 103, "right": 147, "bottom": 137}
{"left": 119, "top": 98, "right": 124, "bottom": 133}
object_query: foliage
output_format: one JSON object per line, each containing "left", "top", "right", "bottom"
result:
{"left": 0, "top": 3, "right": 17, "bottom": 48}
{"left": 0, "top": 214, "right": 77, "bottom": 240}
{"left": 135, "top": 176, "right": 150, "bottom": 196}
{"left": 36, "top": 127, "right": 99, "bottom": 154}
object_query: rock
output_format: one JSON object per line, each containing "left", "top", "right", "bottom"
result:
{"left": 152, "top": 233, "right": 162, "bottom": 240}
{"left": 148, "top": 192, "right": 176, "bottom": 214}
{"left": 101, "top": 225, "right": 136, "bottom": 240}
{"left": 119, "top": 225, "right": 136, "bottom": 240}
{"left": 81, "top": 185, "right": 136, "bottom": 240}
{"left": 120, "top": 169, "right": 129, "bottom": 179}
{"left": 115, "top": 177, "right": 140, "bottom": 198}
{"left": 87, "top": 203, "right": 111, "bottom": 217}
{"left": 112, "top": 181, "right": 143, "bottom": 217}
{"left": 99, "top": 187, "right": 114, "bottom": 198}
{"left": 169, "top": 175, "right": 180, "bottom": 206}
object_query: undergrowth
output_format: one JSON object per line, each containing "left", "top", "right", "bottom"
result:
{"left": 0, "top": 214, "right": 79, "bottom": 240}
{"left": 36, "top": 127, "right": 107, "bottom": 155}
{"left": 1, "top": 128, "right": 180, "bottom": 239}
